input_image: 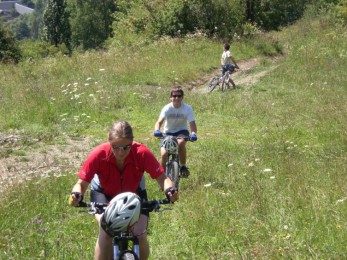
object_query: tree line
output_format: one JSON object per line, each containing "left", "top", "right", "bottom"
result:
{"left": 1, "top": 0, "right": 345, "bottom": 63}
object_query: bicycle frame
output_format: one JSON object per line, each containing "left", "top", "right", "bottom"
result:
{"left": 221, "top": 70, "right": 231, "bottom": 91}
{"left": 208, "top": 67, "right": 235, "bottom": 92}
{"left": 114, "top": 233, "right": 139, "bottom": 259}
{"left": 161, "top": 135, "right": 190, "bottom": 189}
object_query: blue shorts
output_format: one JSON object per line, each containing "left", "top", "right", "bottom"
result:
{"left": 161, "top": 130, "right": 190, "bottom": 146}
{"left": 222, "top": 64, "right": 235, "bottom": 75}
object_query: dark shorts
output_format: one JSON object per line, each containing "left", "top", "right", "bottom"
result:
{"left": 161, "top": 130, "right": 190, "bottom": 146}
{"left": 222, "top": 64, "right": 235, "bottom": 75}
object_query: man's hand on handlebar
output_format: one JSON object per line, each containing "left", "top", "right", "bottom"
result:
{"left": 69, "top": 192, "right": 83, "bottom": 206}
{"left": 165, "top": 187, "right": 179, "bottom": 203}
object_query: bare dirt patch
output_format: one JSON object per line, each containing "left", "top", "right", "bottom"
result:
{"left": 0, "top": 134, "right": 93, "bottom": 196}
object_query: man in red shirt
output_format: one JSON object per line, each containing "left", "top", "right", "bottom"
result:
{"left": 70, "top": 120, "right": 178, "bottom": 260}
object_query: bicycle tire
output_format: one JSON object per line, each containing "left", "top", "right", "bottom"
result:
{"left": 167, "top": 161, "right": 180, "bottom": 189}
{"left": 221, "top": 73, "right": 229, "bottom": 92}
{"left": 208, "top": 77, "right": 219, "bottom": 93}
{"left": 119, "top": 250, "right": 139, "bottom": 260}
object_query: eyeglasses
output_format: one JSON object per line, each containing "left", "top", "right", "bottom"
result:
{"left": 171, "top": 95, "right": 182, "bottom": 98}
{"left": 111, "top": 143, "right": 132, "bottom": 151}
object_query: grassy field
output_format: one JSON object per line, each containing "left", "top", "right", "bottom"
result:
{"left": 0, "top": 13, "right": 346, "bottom": 259}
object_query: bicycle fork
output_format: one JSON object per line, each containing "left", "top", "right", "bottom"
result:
{"left": 113, "top": 236, "right": 140, "bottom": 259}
{"left": 165, "top": 154, "right": 181, "bottom": 189}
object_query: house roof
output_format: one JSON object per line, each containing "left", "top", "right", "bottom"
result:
{"left": 0, "top": 1, "right": 20, "bottom": 11}
{"left": 15, "top": 3, "right": 33, "bottom": 14}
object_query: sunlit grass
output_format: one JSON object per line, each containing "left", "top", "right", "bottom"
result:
{"left": 0, "top": 15, "right": 346, "bottom": 259}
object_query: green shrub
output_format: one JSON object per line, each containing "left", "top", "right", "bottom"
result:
{"left": 19, "top": 40, "right": 70, "bottom": 60}
{"left": 0, "top": 26, "right": 21, "bottom": 63}
{"left": 334, "top": 0, "right": 347, "bottom": 24}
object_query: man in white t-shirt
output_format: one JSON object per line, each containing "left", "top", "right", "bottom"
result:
{"left": 154, "top": 86, "right": 197, "bottom": 177}
{"left": 221, "top": 43, "right": 240, "bottom": 89}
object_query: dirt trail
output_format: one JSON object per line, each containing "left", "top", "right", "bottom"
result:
{"left": 0, "top": 134, "right": 93, "bottom": 196}
{"left": 183, "top": 57, "right": 278, "bottom": 93}
{"left": 0, "top": 56, "right": 279, "bottom": 196}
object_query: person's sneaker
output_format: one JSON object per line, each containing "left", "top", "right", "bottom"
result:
{"left": 180, "top": 165, "right": 190, "bottom": 178}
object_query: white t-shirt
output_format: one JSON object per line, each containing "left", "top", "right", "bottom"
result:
{"left": 159, "top": 102, "right": 195, "bottom": 133}
{"left": 221, "top": 50, "right": 233, "bottom": 65}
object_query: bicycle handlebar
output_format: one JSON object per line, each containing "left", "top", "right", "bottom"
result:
{"left": 76, "top": 198, "right": 171, "bottom": 215}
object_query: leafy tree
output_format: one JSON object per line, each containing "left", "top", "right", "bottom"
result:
{"left": 0, "top": 25, "right": 21, "bottom": 63}
{"left": 21, "top": 0, "right": 35, "bottom": 8}
{"left": 113, "top": 0, "right": 246, "bottom": 41}
{"left": 68, "top": 0, "right": 116, "bottom": 50}
{"left": 29, "top": 0, "right": 45, "bottom": 39}
{"left": 335, "top": 0, "right": 347, "bottom": 24}
{"left": 7, "top": 15, "right": 31, "bottom": 40}
{"left": 42, "top": 0, "right": 71, "bottom": 51}
{"left": 244, "top": 0, "right": 339, "bottom": 30}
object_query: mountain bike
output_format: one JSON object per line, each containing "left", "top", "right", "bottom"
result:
{"left": 77, "top": 198, "right": 171, "bottom": 260}
{"left": 208, "top": 65, "right": 237, "bottom": 92}
{"left": 159, "top": 134, "right": 192, "bottom": 189}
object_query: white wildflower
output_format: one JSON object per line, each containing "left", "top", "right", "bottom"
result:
{"left": 336, "top": 197, "right": 346, "bottom": 204}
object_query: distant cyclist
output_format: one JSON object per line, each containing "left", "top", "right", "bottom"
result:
{"left": 154, "top": 85, "right": 197, "bottom": 178}
{"left": 221, "top": 43, "right": 240, "bottom": 89}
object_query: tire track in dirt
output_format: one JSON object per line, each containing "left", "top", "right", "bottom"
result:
{"left": 184, "top": 57, "right": 279, "bottom": 93}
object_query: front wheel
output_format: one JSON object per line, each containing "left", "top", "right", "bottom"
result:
{"left": 119, "top": 250, "right": 139, "bottom": 260}
{"left": 221, "top": 73, "right": 229, "bottom": 92}
{"left": 166, "top": 161, "right": 180, "bottom": 189}
{"left": 208, "top": 77, "right": 219, "bottom": 93}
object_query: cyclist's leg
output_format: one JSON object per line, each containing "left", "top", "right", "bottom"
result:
{"left": 229, "top": 77, "right": 237, "bottom": 89}
{"left": 171, "top": 130, "right": 190, "bottom": 176}
{"left": 178, "top": 138, "right": 186, "bottom": 165}
{"left": 160, "top": 146, "right": 167, "bottom": 170}
{"left": 90, "top": 179, "right": 114, "bottom": 259}
{"left": 90, "top": 176, "right": 112, "bottom": 221}
{"left": 133, "top": 215, "right": 149, "bottom": 260}
{"left": 95, "top": 225, "right": 113, "bottom": 260}
{"left": 227, "top": 64, "right": 236, "bottom": 89}
{"left": 91, "top": 191, "right": 113, "bottom": 259}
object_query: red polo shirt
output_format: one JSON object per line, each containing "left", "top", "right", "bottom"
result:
{"left": 78, "top": 142, "right": 163, "bottom": 197}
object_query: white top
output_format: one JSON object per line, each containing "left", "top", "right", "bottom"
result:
{"left": 221, "top": 50, "right": 233, "bottom": 65}
{"left": 159, "top": 103, "right": 195, "bottom": 133}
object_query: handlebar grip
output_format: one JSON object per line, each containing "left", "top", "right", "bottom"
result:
{"left": 77, "top": 201, "right": 89, "bottom": 207}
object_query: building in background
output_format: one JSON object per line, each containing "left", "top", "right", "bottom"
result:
{"left": 0, "top": 0, "right": 33, "bottom": 21}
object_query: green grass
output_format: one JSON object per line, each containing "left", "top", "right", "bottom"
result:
{"left": 0, "top": 15, "right": 346, "bottom": 259}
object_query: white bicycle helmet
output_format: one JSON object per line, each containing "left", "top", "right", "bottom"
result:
{"left": 101, "top": 192, "right": 141, "bottom": 237}
{"left": 162, "top": 136, "right": 179, "bottom": 154}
